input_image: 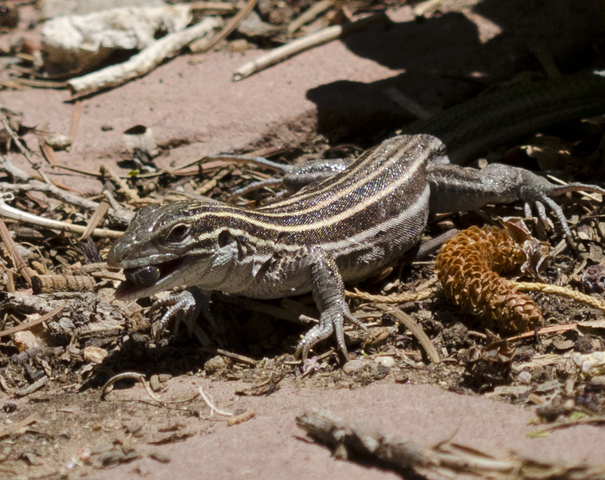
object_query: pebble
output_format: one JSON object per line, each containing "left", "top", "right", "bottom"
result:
{"left": 517, "top": 370, "right": 532, "bottom": 385}
{"left": 204, "top": 355, "right": 226, "bottom": 374}
{"left": 374, "top": 356, "right": 396, "bottom": 368}
{"left": 342, "top": 359, "right": 367, "bottom": 374}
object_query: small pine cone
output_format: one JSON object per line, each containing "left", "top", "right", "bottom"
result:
{"left": 435, "top": 225, "right": 542, "bottom": 334}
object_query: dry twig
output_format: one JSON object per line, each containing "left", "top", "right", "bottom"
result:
{"left": 68, "top": 17, "right": 220, "bottom": 95}
{"left": 0, "top": 304, "right": 65, "bottom": 338}
{"left": 233, "top": 13, "right": 388, "bottom": 81}
{"left": 287, "top": 0, "right": 334, "bottom": 35}
{"left": 0, "top": 414, "right": 38, "bottom": 439}
{"left": 345, "top": 287, "right": 436, "bottom": 303}
{"left": 190, "top": 0, "right": 258, "bottom": 53}
{"left": 0, "top": 195, "right": 123, "bottom": 238}
{"left": 512, "top": 281, "right": 605, "bottom": 313}
{"left": 0, "top": 218, "right": 33, "bottom": 286}
{"left": 373, "top": 304, "right": 440, "bottom": 364}
{"left": 297, "top": 409, "right": 605, "bottom": 480}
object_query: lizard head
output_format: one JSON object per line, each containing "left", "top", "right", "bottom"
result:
{"left": 107, "top": 200, "right": 238, "bottom": 300}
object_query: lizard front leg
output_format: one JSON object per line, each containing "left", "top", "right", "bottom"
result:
{"left": 294, "top": 251, "right": 367, "bottom": 361}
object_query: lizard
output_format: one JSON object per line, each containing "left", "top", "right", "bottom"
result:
{"left": 107, "top": 70, "right": 605, "bottom": 360}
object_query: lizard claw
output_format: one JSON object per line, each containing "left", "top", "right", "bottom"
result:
{"left": 148, "top": 288, "right": 223, "bottom": 347}
{"left": 149, "top": 290, "right": 201, "bottom": 339}
{"left": 294, "top": 303, "right": 366, "bottom": 361}
{"left": 520, "top": 171, "right": 605, "bottom": 237}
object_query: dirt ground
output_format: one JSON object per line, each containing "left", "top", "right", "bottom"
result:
{"left": 0, "top": 1, "right": 605, "bottom": 479}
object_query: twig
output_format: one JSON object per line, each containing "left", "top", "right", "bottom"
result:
{"left": 345, "top": 287, "right": 436, "bottom": 303}
{"left": 0, "top": 414, "right": 38, "bottom": 439}
{"left": 69, "top": 100, "right": 82, "bottom": 142}
{"left": 78, "top": 201, "right": 110, "bottom": 241}
{"left": 512, "top": 281, "right": 605, "bottom": 313}
{"left": 0, "top": 195, "right": 123, "bottom": 238}
{"left": 506, "top": 324, "right": 577, "bottom": 342}
{"left": 200, "top": 346, "right": 258, "bottom": 366}
{"left": 0, "top": 116, "right": 40, "bottom": 169}
{"left": 0, "top": 218, "right": 33, "bottom": 286}
{"left": 14, "top": 375, "right": 48, "bottom": 397}
{"left": 233, "top": 13, "right": 389, "bottom": 81}
{"left": 374, "top": 304, "right": 440, "bottom": 364}
{"left": 68, "top": 17, "right": 220, "bottom": 95}
{"left": 227, "top": 410, "right": 256, "bottom": 426}
{"left": 100, "top": 164, "right": 142, "bottom": 204}
{"left": 296, "top": 409, "right": 605, "bottom": 479}
{"left": 287, "top": 0, "right": 334, "bottom": 35}
{"left": 0, "top": 304, "right": 65, "bottom": 338}
{"left": 0, "top": 155, "right": 133, "bottom": 225}
{"left": 190, "top": 0, "right": 258, "bottom": 53}
{"left": 189, "top": 2, "right": 237, "bottom": 14}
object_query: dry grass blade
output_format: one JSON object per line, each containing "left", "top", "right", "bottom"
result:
{"left": 512, "top": 281, "right": 605, "bottom": 313}
{"left": 39, "top": 138, "right": 59, "bottom": 165}
{"left": 385, "top": 87, "right": 434, "bottom": 120}
{"left": 345, "top": 288, "right": 436, "bottom": 303}
{"left": 0, "top": 218, "right": 33, "bottom": 286}
{"left": 374, "top": 304, "right": 440, "bottom": 364}
{"left": 0, "top": 304, "right": 65, "bottom": 338}
{"left": 79, "top": 201, "right": 110, "bottom": 240}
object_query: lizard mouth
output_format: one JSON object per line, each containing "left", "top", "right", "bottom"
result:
{"left": 115, "top": 258, "right": 185, "bottom": 300}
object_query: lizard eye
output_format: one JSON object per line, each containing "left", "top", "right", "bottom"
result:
{"left": 167, "top": 224, "right": 190, "bottom": 242}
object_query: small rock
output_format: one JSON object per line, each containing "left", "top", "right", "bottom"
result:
{"left": 45, "top": 133, "right": 72, "bottom": 150}
{"left": 517, "top": 370, "right": 532, "bottom": 385}
{"left": 590, "top": 375, "right": 605, "bottom": 385}
{"left": 374, "top": 356, "right": 396, "bottom": 368}
{"left": 14, "top": 331, "right": 42, "bottom": 352}
{"left": 204, "top": 355, "right": 226, "bottom": 374}
{"left": 82, "top": 346, "right": 108, "bottom": 364}
{"left": 342, "top": 359, "right": 367, "bottom": 374}
{"left": 236, "top": 11, "right": 280, "bottom": 39}
{"left": 149, "top": 374, "right": 162, "bottom": 392}
{"left": 228, "top": 39, "right": 250, "bottom": 52}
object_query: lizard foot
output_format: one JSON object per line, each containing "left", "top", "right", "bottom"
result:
{"left": 519, "top": 170, "right": 605, "bottom": 237}
{"left": 294, "top": 302, "right": 367, "bottom": 361}
{"left": 148, "top": 288, "right": 222, "bottom": 347}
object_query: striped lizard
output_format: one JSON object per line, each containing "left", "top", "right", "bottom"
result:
{"left": 108, "top": 70, "right": 605, "bottom": 360}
